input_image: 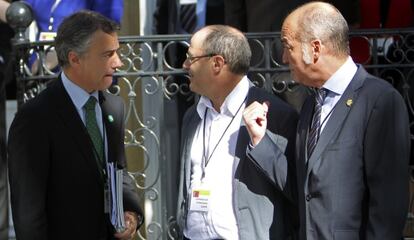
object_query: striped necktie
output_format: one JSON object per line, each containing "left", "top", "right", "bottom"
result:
{"left": 307, "top": 88, "right": 327, "bottom": 159}
{"left": 180, "top": 3, "right": 196, "bottom": 33}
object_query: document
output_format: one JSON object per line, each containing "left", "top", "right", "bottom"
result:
{"left": 107, "top": 162, "right": 125, "bottom": 232}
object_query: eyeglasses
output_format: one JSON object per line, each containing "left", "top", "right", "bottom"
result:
{"left": 185, "top": 53, "right": 216, "bottom": 64}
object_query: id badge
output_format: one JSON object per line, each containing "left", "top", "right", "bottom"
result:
{"left": 189, "top": 189, "right": 211, "bottom": 212}
{"left": 104, "top": 184, "right": 110, "bottom": 213}
{"left": 39, "top": 32, "right": 56, "bottom": 41}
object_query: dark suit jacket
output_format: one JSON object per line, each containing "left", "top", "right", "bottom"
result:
{"left": 176, "top": 84, "right": 298, "bottom": 240}
{"left": 8, "top": 78, "right": 143, "bottom": 240}
{"left": 255, "top": 66, "right": 410, "bottom": 240}
{"left": 296, "top": 66, "right": 410, "bottom": 240}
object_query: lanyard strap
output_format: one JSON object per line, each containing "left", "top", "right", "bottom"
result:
{"left": 51, "top": 0, "right": 62, "bottom": 13}
{"left": 201, "top": 96, "right": 247, "bottom": 179}
{"left": 48, "top": 0, "right": 62, "bottom": 31}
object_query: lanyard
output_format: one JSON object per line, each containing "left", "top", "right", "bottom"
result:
{"left": 201, "top": 96, "right": 247, "bottom": 180}
{"left": 48, "top": 0, "right": 62, "bottom": 31}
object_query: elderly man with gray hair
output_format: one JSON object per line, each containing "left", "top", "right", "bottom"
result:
{"left": 244, "top": 2, "right": 410, "bottom": 240}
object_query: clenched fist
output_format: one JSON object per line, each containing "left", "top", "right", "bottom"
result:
{"left": 242, "top": 101, "right": 269, "bottom": 146}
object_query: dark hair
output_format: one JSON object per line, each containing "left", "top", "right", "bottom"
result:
{"left": 202, "top": 25, "right": 251, "bottom": 75}
{"left": 55, "top": 10, "right": 119, "bottom": 67}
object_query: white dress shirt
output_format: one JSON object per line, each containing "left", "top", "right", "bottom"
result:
{"left": 320, "top": 57, "right": 357, "bottom": 132}
{"left": 184, "top": 76, "right": 250, "bottom": 240}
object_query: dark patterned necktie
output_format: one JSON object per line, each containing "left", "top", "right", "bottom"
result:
{"left": 180, "top": 3, "right": 196, "bottom": 33}
{"left": 84, "top": 96, "right": 104, "bottom": 167}
{"left": 307, "top": 88, "right": 327, "bottom": 159}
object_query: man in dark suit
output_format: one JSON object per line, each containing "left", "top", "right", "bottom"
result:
{"left": 176, "top": 24, "right": 298, "bottom": 239}
{"left": 8, "top": 11, "right": 143, "bottom": 240}
{"left": 0, "top": 18, "right": 13, "bottom": 240}
{"left": 244, "top": 2, "right": 410, "bottom": 240}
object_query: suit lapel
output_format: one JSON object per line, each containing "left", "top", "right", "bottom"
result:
{"left": 51, "top": 78, "right": 103, "bottom": 186}
{"left": 306, "top": 67, "right": 367, "bottom": 176}
{"left": 297, "top": 97, "right": 314, "bottom": 161}
{"left": 234, "top": 86, "right": 256, "bottom": 162}
{"left": 296, "top": 97, "right": 314, "bottom": 185}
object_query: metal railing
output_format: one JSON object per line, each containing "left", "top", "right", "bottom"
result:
{"left": 9, "top": 29, "right": 414, "bottom": 239}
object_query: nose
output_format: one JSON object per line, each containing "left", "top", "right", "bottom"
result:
{"left": 112, "top": 52, "right": 123, "bottom": 69}
{"left": 182, "top": 58, "right": 190, "bottom": 70}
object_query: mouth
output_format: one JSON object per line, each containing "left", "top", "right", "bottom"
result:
{"left": 186, "top": 71, "right": 193, "bottom": 79}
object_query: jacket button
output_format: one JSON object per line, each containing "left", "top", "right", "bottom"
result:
{"left": 306, "top": 194, "right": 312, "bottom": 201}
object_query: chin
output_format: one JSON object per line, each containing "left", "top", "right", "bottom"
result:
{"left": 290, "top": 73, "right": 298, "bottom": 82}
{"left": 189, "top": 83, "right": 196, "bottom": 93}
{"left": 102, "top": 77, "right": 113, "bottom": 89}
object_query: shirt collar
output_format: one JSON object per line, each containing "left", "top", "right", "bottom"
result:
{"left": 322, "top": 56, "right": 357, "bottom": 95}
{"left": 61, "top": 71, "right": 99, "bottom": 110}
{"left": 196, "top": 76, "right": 250, "bottom": 119}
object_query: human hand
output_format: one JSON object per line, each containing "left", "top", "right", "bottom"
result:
{"left": 242, "top": 101, "right": 269, "bottom": 146}
{"left": 114, "top": 211, "right": 139, "bottom": 240}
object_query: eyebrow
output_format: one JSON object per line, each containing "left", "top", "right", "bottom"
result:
{"left": 101, "top": 48, "right": 119, "bottom": 56}
{"left": 282, "top": 36, "right": 293, "bottom": 44}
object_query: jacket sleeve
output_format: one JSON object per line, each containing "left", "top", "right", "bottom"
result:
{"left": 8, "top": 105, "right": 50, "bottom": 240}
{"left": 363, "top": 88, "right": 410, "bottom": 239}
{"left": 247, "top": 131, "right": 288, "bottom": 191}
{"left": 246, "top": 103, "right": 298, "bottom": 203}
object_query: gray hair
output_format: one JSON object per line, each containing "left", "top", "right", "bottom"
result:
{"left": 296, "top": 2, "right": 350, "bottom": 57}
{"left": 55, "top": 10, "right": 119, "bottom": 67}
{"left": 202, "top": 25, "right": 251, "bottom": 75}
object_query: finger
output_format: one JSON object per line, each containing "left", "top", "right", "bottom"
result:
{"left": 244, "top": 101, "right": 261, "bottom": 113}
{"left": 113, "top": 227, "right": 134, "bottom": 239}
{"left": 263, "top": 101, "right": 270, "bottom": 113}
{"left": 256, "top": 117, "right": 265, "bottom": 126}
{"left": 255, "top": 113, "right": 267, "bottom": 126}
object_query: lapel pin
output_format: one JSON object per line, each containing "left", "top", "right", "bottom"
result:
{"left": 108, "top": 115, "right": 114, "bottom": 123}
{"left": 346, "top": 99, "right": 353, "bottom": 107}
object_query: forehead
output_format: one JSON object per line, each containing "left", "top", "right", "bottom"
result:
{"left": 281, "top": 14, "right": 299, "bottom": 41}
{"left": 189, "top": 28, "right": 210, "bottom": 51}
{"left": 87, "top": 30, "right": 119, "bottom": 52}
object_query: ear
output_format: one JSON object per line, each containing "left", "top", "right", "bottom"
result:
{"left": 68, "top": 51, "right": 81, "bottom": 67}
{"left": 311, "top": 39, "right": 322, "bottom": 63}
{"left": 212, "top": 55, "right": 226, "bottom": 74}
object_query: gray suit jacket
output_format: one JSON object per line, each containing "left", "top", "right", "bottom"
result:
{"left": 176, "top": 85, "right": 298, "bottom": 240}
{"left": 299, "top": 66, "right": 410, "bottom": 240}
